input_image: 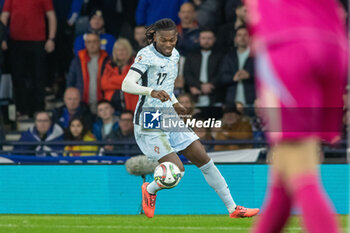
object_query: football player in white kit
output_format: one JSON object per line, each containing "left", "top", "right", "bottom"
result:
{"left": 122, "top": 18, "right": 259, "bottom": 218}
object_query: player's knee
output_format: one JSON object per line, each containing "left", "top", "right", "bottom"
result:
{"left": 177, "top": 163, "right": 185, "bottom": 172}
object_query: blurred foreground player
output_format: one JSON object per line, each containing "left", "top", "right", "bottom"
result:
{"left": 245, "top": 0, "right": 348, "bottom": 232}
{"left": 122, "top": 18, "right": 259, "bottom": 219}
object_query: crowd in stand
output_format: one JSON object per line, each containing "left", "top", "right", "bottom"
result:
{"left": 0, "top": 0, "right": 347, "bottom": 156}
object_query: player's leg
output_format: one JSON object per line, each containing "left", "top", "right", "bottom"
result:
{"left": 253, "top": 139, "right": 339, "bottom": 233}
{"left": 146, "top": 152, "right": 185, "bottom": 195}
{"left": 271, "top": 42, "right": 346, "bottom": 233}
{"left": 252, "top": 38, "right": 344, "bottom": 232}
{"left": 141, "top": 152, "right": 185, "bottom": 218}
{"left": 181, "top": 140, "right": 259, "bottom": 217}
{"left": 251, "top": 139, "right": 321, "bottom": 233}
{"left": 273, "top": 138, "right": 340, "bottom": 233}
{"left": 251, "top": 169, "right": 292, "bottom": 233}
{"left": 141, "top": 151, "right": 184, "bottom": 218}
{"left": 135, "top": 125, "right": 188, "bottom": 217}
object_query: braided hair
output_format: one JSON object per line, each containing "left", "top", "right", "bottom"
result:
{"left": 145, "top": 18, "right": 177, "bottom": 44}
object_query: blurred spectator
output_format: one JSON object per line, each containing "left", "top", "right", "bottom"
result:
{"left": 214, "top": 105, "right": 253, "bottom": 151}
{"left": 98, "top": 0, "right": 138, "bottom": 40}
{"left": 0, "top": 128, "right": 4, "bottom": 152}
{"left": 104, "top": 110, "right": 141, "bottom": 155}
{"left": 191, "top": 0, "right": 218, "bottom": 28}
{"left": 192, "top": 113, "right": 214, "bottom": 151}
{"left": 53, "top": 0, "right": 82, "bottom": 27}
{"left": 132, "top": 25, "right": 147, "bottom": 53}
{"left": 64, "top": 116, "right": 98, "bottom": 156}
{"left": 174, "top": 74, "right": 185, "bottom": 96}
{"left": 217, "top": 2, "right": 246, "bottom": 50}
{"left": 15, "top": 111, "right": 64, "bottom": 156}
{"left": 0, "top": 114, "right": 5, "bottom": 148}
{"left": 0, "top": 127, "right": 4, "bottom": 143}
{"left": 178, "top": 93, "right": 200, "bottom": 120}
{"left": 100, "top": 39, "right": 138, "bottom": 114}
{"left": 74, "top": 0, "right": 100, "bottom": 36}
{"left": 74, "top": 9, "right": 116, "bottom": 56}
{"left": 136, "top": 0, "right": 187, "bottom": 26}
{"left": 92, "top": 100, "right": 119, "bottom": 141}
{"left": 48, "top": 0, "right": 83, "bottom": 98}
{"left": 0, "top": 0, "right": 5, "bottom": 11}
{"left": 184, "top": 29, "right": 224, "bottom": 107}
{"left": 250, "top": 99, "right": 266, "bottom": 144}
{"left": 176, "top": 2, "right": 200, "bottom": 56}
{"left": 1, "top": 0, "right": 57, "bottom": 118}
{"left": 217, "top": 0, "right": 242, "bottom": 24}
{"left": 52, "top": 87, "right": 94, "bottom": 130}
{"left": 235, "top": 101, "right": 245, "bottom": 115}
{"left": 67, "top": 32, "right": 109, "bottom": 114}
{"left": 0, "top": 20, "right": 5, "bottom": 78}
{"left": 220, "top": 26, "right": 255, "bottom": 106}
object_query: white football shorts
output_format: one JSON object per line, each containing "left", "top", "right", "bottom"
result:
{"left": 134, "top": 124, "right": 199, "bottom": 161}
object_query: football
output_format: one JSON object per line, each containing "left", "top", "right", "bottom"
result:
{"left": 154, "top": 162, "right": 182, "bottom": 189}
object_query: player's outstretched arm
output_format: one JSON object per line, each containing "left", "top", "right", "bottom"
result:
{"left": 122, "top": 69, "right": 153, "bottom": 95}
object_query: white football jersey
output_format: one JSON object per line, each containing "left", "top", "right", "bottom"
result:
{"left": 130, "top": 43, "right": 180, "bottom": 125}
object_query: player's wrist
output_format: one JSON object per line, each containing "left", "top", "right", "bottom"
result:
{"left": 171, "top": 99, "right": 179, "bottom": 105}
{"left": 149, "top": 89, "right": 154, "bottom": 96}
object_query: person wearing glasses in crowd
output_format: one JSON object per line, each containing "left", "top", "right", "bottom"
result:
{"left": 16, "top": 111, "right": 64, "bottom": 156}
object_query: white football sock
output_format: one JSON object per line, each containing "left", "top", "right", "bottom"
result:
{"left": 199, "top": 159, "right": 237, "bottom": 213}
{"left": 146, "top": 181, "right": 161, "bottom": 194}
{"left": 147, "top": 171, "right": 185, "bottom": 194}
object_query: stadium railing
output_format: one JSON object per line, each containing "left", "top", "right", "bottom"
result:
{"left": 0, "top": 139, "right": 346, "bottom": 164}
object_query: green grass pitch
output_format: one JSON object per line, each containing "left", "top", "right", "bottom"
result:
{"left": 0, "top": 215, "right": 347, "bottom": 233}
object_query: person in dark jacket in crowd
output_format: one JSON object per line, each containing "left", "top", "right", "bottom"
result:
{"left": 104, "top": 110, "right": 141, "bottom": 156}
{"left": 0, "top": 114, "right": 5, "bottom": 153}
{"left": 184, "top": 28, "right": 225, "bottom": 107}
{"left": 97, "top": 0, "right": 138, "bottom": 40}
{"left": 15, "top": 111, "right": 64, "bottom": 156}
{"left": 176, "top": 2, "right": 200, "bottom": 56}
{"left": 132, "top": 25, "right": 147, "bottom": 53}
{"left": 48, "top": 0, "right": 83, "bottom": 98}
{"left": 217, "top": 2, "right": 247, "bottom": 50}
{"left": 92, "top": 100, "right": 119, "bottom": 141}
{"left": 136, "top": 0, "right": 187, "bottom": 26}
{"left": 52, "top": 87, "right": 94, "bottom": 130}
{"left": 220, "top": 26, "right": 255, "bottom": 106}
{"left": 74, "top": 9, "right": 116, "bottom": 56}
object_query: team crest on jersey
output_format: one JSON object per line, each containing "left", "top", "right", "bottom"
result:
{"left": 136, "top": 55, "right": 143, "bottom": 62}
{"left": 154, "top": 146, "right": 160, "bottom": 154}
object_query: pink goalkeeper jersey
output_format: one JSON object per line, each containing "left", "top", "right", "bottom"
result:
{"left": 246, "top": 0, "right": 347, "bottom": 50}
{"left": 245, "top": 0, "right": 348, "bottom": 144}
